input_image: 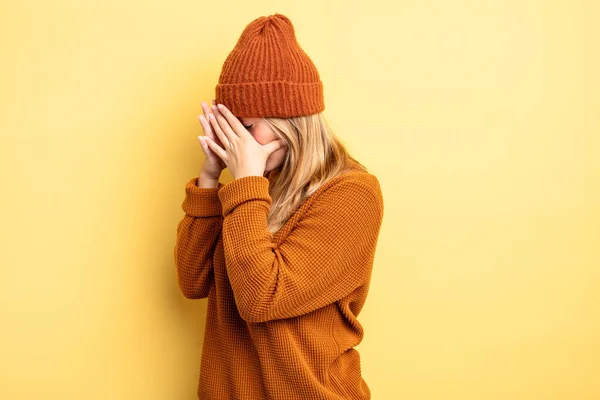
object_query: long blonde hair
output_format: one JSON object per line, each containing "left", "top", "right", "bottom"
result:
{"left": 261, "top": 112, "right": 367, "bottom": 234}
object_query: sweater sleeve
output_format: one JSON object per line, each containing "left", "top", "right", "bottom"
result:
{"left": 174, "top": 176, "right": 224, "bottom": 299}
{"left": 217, "top": 174, "right": 384, "bottom": 323}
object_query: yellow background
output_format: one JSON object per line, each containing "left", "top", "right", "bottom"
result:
{"left": 1, "top": 0, "right": 598, "bottom": 399}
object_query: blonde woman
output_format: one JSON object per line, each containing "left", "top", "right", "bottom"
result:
{"left": 174, "top": 13, "right": 384, "bottom": 400}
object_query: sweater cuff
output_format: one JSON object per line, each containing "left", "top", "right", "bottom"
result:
{"left": 181, "top": 177, "right": 224, "bottom": 217}
{"left": 218, "top": 175, "right": 271, "bottom": 217}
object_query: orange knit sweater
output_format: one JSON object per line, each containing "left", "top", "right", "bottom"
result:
{"left": 174, "top": 162, "right": 384, "bottom": 399}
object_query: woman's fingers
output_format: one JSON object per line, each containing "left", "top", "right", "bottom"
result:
{"left": 204, "top": 136, "right": 228, "bottom": 162}
{"left": 198, "top": 102, "right": 213, "bottom": 138}
{"left": 207, "top": 112, "right": 231, "bottom": 150}
{"left": 199, "top": 101, "right": 224, "bottom": 147}
{"left": 202, "top": 101, "right": 211, "bottom": 119}
{"left": 211, "top": 104, "right": 239, "bottom": 144}
{"left": 198, "top": 114, "right": 210, "bottom": 133}
{"left": 197, "top": 136, "right": 209, "bottom": 155}
{"left": 197, "top": 135, "right": 217, "bottom": 161}
{"left": 215, "top": 103, "right": 248, "bottom": 137}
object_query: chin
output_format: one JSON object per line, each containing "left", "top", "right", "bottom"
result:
{"left": 265, "top": 162, "right": 277, "bottom": 172}
{"left": 265, "top": 163, "right": 281, "bottom": 173}
{"left": 264, "top": 157, "right": 284, "bottom": 174}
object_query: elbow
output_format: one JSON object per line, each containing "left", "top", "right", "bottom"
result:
{"left": 174, "top": 253, "right": 213, "bottom": 300}
{"left": 179, "top": 284, "right": 210, "bottom": 300}
{"left": 236, "top": 300, "right": 271, "bottom": 323}
{"left": 229, "top": 258, "right": 279, "bottom": 323}
{"left": 239, "top": 312, "right": 268, "bottom": 324}
{"left": 176, "top": 273, "right": 212, "bottom": 300}
{"left": 237, "top": 305, "right": 262, "bottom": 323}
{"left": 179, "top": 284, "right": 197, "bottom": 299}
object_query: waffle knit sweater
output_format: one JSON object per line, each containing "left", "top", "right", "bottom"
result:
{"left": 174, "top": 164, "right": 384, "bottom": 399}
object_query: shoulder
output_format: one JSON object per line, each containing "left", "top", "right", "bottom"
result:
{"left": 325, "top": 169, "right": 380, "bottom": 195}
{"left": 306, "top": 168, "right": 384, "bottom": 218}
{"left": 322, "top": 162, "right": 382, "bottom": 198}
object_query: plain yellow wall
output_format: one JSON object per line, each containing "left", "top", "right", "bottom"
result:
{"left": 1, "top": 0, "right": 598, "bottom": 399}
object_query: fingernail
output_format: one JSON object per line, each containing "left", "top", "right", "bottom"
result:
{"left": 217, "top": 104, "right": 224, "bottom": 110}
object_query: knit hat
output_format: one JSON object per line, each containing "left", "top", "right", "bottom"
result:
{"left": 215, "top": 13, "right": 325, "bottom": 118}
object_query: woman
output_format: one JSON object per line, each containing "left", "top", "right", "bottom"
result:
{"left": 174, "top": 13, "right": 384, "bottom": 400}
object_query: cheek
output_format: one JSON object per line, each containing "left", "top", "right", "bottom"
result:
{"left": 254, "top": 135, "right": 269, "bottom": 145}
{"left": 252, "top": 129, "right": 275, "bottom": 145}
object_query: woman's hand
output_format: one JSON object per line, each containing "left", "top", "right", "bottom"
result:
{"left": 197, "top": 100, "right": 226, "bottom": 179}
{"left": 203, "top": 103, "right": 285, "bottom": 180}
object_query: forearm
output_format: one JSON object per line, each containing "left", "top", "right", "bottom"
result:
{"left": 174, "top": 214, "right": 221, "bottom": 299}
{"left": 174, "top": 176, "right": 225, "bottom": 299}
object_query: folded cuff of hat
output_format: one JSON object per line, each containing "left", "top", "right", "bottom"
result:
{"left": 182, "top": 177, "right": 224, "bottom": 217}
{"left": 215, "top": 80, "right": 324, "bottom": 118}
{"left": 217, "top": 175, "right": 272, "bottom": 217}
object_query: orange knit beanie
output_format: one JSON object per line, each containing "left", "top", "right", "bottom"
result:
{"left": 215, "top": 13, "right": 325, "bottom": 118}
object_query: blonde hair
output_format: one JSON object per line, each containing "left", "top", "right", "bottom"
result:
{"left": 261, "top": 113, "right": 367, "bottom": 234}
